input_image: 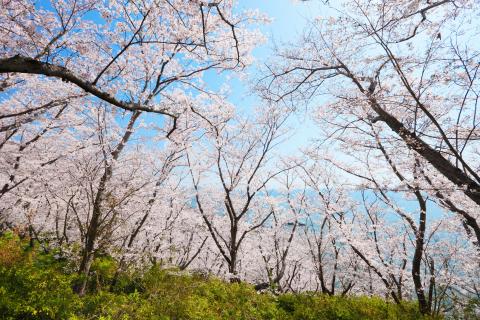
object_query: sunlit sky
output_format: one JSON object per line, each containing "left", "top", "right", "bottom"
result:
{"left": 217, "top": 0, "right": 327, "bottom": 155}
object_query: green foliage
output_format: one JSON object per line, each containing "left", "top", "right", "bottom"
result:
{"left": 0, "top": 234, "right": 442, "bottom": 320}
{"left": 276, "top": 293, "right": 428, "bottom": 320}
{"left": 138, "top": 266, "right": 283, "bottom": 320}
{"left": 0, "top": 233, "right": 81, "bottom": 319}
{"left": 0, "top": 231, "right": 23, "bottom": 267}
{"left": 89, "top": 255, "right": 118, "bottom": 291}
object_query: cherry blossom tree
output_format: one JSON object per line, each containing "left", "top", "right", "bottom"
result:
{"left": 298, "top": 163, "right": 359, "bottom": 296}
{"left": 254, "top": 171, "right": 304, "bottom": 292}
{"left": 186, "top": 105, "right": 292, "bottom": 280}
{"left": 0, "top": 0, "right": 265, "bottom": 118}
{"left": 260, "top": 0, "right": 480, "bottom": 246}
{"left": 299, "top": 111, "right": 479, "bottom": 314}
{"left": 1, "top": 0, "right": 266, "bottom": 294}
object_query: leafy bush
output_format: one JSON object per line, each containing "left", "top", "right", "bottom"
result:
{"left": 139, "top": 266, "right": 283, "bottom": 320}
{"left": 0, "top": 234, "right": 439, "bottom": 320}
{"left": 276, "top": 293, "right": 427, "bottom": 320}
{"left": 0, "top": 233, "right": 81, "bottom": 319}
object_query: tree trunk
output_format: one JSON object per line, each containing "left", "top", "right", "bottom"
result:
{"left": 75, "top": 111, "right": 140, "bottom": 295}
{"left": 412, "top": 192, "right": 429, "bottom": 315}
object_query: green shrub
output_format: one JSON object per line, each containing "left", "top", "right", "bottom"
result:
{"left": 276, "top": 293, "right": 427, "bottom": 320}
{"left": 0, "top": 234, "right": 81, "bottom": 319}
{"left": 0, "top": 234, "right": 442, "bottom": 320}
{"left": 139, "top": 266, "right": 284, "bottom": 320}
{"left": 0, "top": 231, "right": 23, "bottom": 267}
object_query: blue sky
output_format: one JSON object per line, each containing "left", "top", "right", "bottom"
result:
{"left": 223, "top": 0, "right": 324, "bottom": 105}
{"left": 211, "top": 0, "right": 327, "bottom": 155}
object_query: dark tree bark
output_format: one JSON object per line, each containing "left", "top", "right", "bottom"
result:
{"left": 76, "top": 111, "right": 141, "bottom": 296}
